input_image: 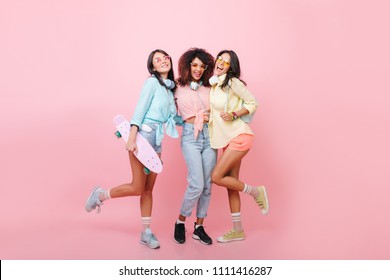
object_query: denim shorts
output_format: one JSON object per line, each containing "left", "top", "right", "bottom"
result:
{"left": 138, "top": 123, "right": 162, "bottom": 154}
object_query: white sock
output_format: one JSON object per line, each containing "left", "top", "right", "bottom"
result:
{"left": 243, "top": 184, "right": 259, "bottom": 198}
{"left": 98, "top": 189, "right": 111, "bottom": 202}
{"left": 195, "top": 223, "right": 203, "bottom": 229}
{"left": 231, "top": 212, "right": 243, "bottom": 232}
{"left": 176, "top": 219, "right": 185, "bottom": 225}
{"left": 141, "top": 217, "right": 151, "bottom": 231}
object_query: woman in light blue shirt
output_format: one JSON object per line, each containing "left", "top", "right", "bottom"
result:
{"left": 85, "top": 49, "right": 178, "bottom": 249}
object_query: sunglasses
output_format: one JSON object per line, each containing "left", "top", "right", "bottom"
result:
{"left": 216, "top": 56, "right": 230, "bottom": 67}
{"left": 190, "top": 63, "right": 208, "bottom": 70}
{"left": 154, "top": 55, "right": 171, "bottom": 64}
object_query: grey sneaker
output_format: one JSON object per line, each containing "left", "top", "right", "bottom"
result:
{"left": 140, "top": 228, "right": 160, "bottom": 249}
{"left": 85, "top": 186, "right": 104, "bottom": 213}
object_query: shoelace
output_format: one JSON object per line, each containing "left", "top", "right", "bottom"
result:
{"left": 145, "top": 232, "right": 158, "bottom": 244}
{"left": 175, "top": 224, "right": 187, "bottom": 233}
{"left": 93, "top": 196, "right": 103, "bottom": 213}
{"left": 223, "top": 230, "right": 237, "bottom": 238}
{"left": 92, "top": 196, "right": 103, "bottom": 214}
{"left": 150, "top": 233, "right": 157, "bottom": 241}
{"left": 196, "top": 227, "right": 209, "bottom": 238}
{"left": 255, "top": 194, "right": 265, "bottom": 209}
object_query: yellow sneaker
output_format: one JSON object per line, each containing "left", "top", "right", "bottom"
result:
{"left": 255, "top": 186, "right": 269, "bottom": 215}
{"left": 216, "top": 229, "right": 245, "bottom": 243}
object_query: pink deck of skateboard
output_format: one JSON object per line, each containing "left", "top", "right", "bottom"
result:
{"left": 113, "top": 115, "right": 163, "bottom": 174}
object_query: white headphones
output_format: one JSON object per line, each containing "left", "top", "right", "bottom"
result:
{"left": 209, "top": 76, "right": 219, "bottom": 86}
{"left": 164, "top": 79, "right": 175, "bottom": 89}
{"left": 190, "top": 81, "right": 203, "bottom": 91}
{"left": 151, "top": 74, "right": 175, "bottom": 89}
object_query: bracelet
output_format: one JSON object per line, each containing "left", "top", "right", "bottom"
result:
{"left": 130, "top": 124, "right": 140, "bottom": 131}
{"left": 232, "top": 112, "right": 239, "bottom": 120}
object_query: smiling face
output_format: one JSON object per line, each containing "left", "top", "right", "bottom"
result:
{"left": 190, "top": 57, "right": 208, "bottom": 82}
{"left": 214, "top": 52, "right": 231, "bottom": 76}
{"left": 152, "top": 52, "right": 172, "bottom": 78}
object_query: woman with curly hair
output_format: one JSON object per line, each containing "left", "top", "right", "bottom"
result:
{"left": 173, "top": 48, "right": 216, "bottom": 245}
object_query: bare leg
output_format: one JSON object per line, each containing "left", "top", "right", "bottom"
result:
{"left": 140, "top": 165, "right": 159, "bottom": 217}
{"left": 196, "top": 217, "right": 204, "bottom": 225}
{"left": 227, "top": 161, "right": 242, "bottom": 214}
{"left": 211, "top": 148, "right": 249, "bottom": 191}
{"left": 214, "top": 149, "right": 248, "bottom": 243}
{"left": 109, "top": 151, "right": 148, "bottom": 198}
{"left": 215, "top": 148, "right": 269, "bottom": 216}
{"left": 178, "top": 214, "right": 186, "bottom": 222}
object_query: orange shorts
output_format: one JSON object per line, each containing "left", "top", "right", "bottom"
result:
{"left": 224, "top": 133, "right": 254, "bottom": 151}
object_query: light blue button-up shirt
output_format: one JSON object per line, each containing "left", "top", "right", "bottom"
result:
{"left": 130, "top": 76, "right": 178, "bottom": 145}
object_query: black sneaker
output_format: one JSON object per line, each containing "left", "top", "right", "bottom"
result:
{"left": 192, "top": 223, "right": 212, "bottom": 245}
{"left": 174, "top": 222, "right": 186, "bottom": 244}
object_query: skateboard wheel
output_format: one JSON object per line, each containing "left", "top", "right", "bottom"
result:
{"left": 143, "top": 167, "right": 150, "bottom": 175}
{"left": 115, "top": 131, "right": 122, "bottom": 138}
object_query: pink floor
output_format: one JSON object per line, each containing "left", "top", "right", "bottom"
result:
{"left": 1, "top": 189, "right": 278, "bottom": 260}
{"left": 2, "top": 179, "right": 390, "bottom": 260}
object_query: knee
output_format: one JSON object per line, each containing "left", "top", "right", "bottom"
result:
{"left": 142, "top": 189, "right": 153, "bottom": 197}
{"left": 132, "top": 188, "right": 144, "bottom": 196}
{"left": 185, "top": 184, "right": 202, "bottom": 199}
{"left": 202, "top": 188, "right": 211, "bottom": 197}
{"left": 130, "top": 182, "right": 148, "bottom": 196}
{"left": 211, "top": 171, "right": 222, "bottom": 186}
{"left": 142, "top": 184, "right": 154, "bottom": 196}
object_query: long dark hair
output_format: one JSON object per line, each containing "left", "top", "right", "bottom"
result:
{"left": 216, "top": 50, "right": 246, "bottom": 89}
{"left": 147, "top": 49, "right": 175, "bottom": 89}
{"left": 177, "top": 48, "right": 215, "bottom": 87}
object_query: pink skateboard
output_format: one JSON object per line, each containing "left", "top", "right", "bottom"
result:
{"left": 113, "top": 115, "right": 163, "bottom": 174}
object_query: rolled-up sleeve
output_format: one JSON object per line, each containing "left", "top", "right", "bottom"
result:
{"left": 231, "top": 78, "right": 258, "bottom": 114}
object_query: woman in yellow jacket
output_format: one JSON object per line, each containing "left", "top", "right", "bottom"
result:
{"left": 208, "top": 50, "right": 269, "bottom": 243}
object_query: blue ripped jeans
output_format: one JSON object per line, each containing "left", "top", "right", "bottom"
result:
{"left": 180, "top": 123, "right": 217, "bottom": 218}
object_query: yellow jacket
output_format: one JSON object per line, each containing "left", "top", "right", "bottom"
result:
{"left": 209, "top": 74, "right": 258, "bottom": 149}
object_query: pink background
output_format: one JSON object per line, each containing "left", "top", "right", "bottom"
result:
{"left": 1, "top": 0, "right": 389, "bottom": 259}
